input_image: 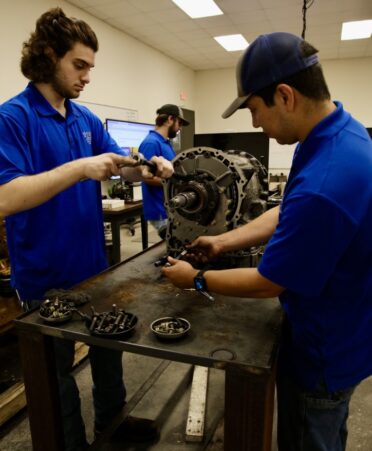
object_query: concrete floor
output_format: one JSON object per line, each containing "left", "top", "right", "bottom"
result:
{"left": 0, "top": 222, "right": 371, "bottom": 450}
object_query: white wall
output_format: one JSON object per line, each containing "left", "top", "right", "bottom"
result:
{"left": 194, "top": 57, "right": 372, "bottom": 173}
{"left": 1, "top": 0, "right": 371, "bottom": 175}
{"left": 194, "top": 57, "right": 372, "bottom": 133}
{"left": 0, "top": 0, "right": 195, "bottom": 124}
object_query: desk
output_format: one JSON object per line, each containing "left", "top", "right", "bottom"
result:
{"left": 103, "top": 201, "right": 148, "bottom": 264}
{"left": 14, "top": 242, "right": 282, "bottom": 451}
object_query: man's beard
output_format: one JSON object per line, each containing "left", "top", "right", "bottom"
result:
{"left": 168, "top": 123, "right": 178, "bottom": 139}
{"left": 51, "top": 71, "right": 79, "bottom": 100}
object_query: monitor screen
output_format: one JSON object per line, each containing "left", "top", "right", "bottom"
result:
{"left": 105, "top": 118, "right": 154, "bottom": 154}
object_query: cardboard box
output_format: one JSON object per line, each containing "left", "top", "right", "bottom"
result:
{"left": 102, "top": 199, "right": 125, "bottom": 210}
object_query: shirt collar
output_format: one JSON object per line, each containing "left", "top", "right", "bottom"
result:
{"left": 26, "top": 83, "right": 81, "bottom": 122}
{"left": 293, "top": 102, "right": 349, "bottom": 165}
{"left": 150, "top": 129, "right": 170, "bottom": 143}
{"left": 285, "top": 102, "right": 350, "bottom": 190}
{"left": 304, "top": 101, "right": 349, "bottom": 142}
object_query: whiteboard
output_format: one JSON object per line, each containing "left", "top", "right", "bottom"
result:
{"left": 76, "top": 100, "right": 138, "bottom": 123}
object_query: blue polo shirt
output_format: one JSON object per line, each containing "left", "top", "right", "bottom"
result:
{"left": 258, "top": 102, "right": 372, "bottom": 391}
{"left": 139, "top": 130, "right": 176, "bottom": 220}
{"left": 0, "top": 83, "right": 122, "bottom": 300}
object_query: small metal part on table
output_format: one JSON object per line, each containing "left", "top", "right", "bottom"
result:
{"left": 150, "top": 316, "right": 190, "bottom": 340}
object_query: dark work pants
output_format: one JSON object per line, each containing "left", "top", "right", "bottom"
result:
{"left": 276, "top": 370, "right": 357, "bottom": 451}
{"left": 54, "top": 338, "right": 125, "bottom": 451}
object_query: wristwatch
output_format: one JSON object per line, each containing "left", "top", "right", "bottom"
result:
{"left": 194, "top": 269, "right": 208, "bottom": 291}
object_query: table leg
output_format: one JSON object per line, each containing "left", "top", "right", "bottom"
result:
{"left": 17, "top": 330, "right": 64, "bottom": 451}
{"left": 111, "top": 221, "right": 121, "bottom": 264}
{"left": 141, "top": 215, "right": 148, "bottom": 250}
{"left": 224, "top": 364, "right": 275, "bottom": 451}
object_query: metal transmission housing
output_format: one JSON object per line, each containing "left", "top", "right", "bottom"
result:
{"left": 163, "top": 147, "right": 268, "bottom": 268}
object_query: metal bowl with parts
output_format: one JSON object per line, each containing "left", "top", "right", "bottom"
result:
{"left": 39, "top": 299, "right": 73, "bottom": 324}
{"left": 150, "top": 316, "right": 190, "bottom": 340}
{"left": 86, "top": 309, "right": 138, "bottom": 339}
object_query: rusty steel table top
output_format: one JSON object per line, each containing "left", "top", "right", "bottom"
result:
{"left": 15, "top": 242, "right": 283, "bottom": 371}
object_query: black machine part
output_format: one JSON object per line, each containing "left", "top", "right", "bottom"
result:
{"left": 163, "top": 147, "right": 268, "bottom": 267}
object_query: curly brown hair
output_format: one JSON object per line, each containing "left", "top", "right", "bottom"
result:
{"left": 21, "top": 7, "right": 98, "bottom": 83}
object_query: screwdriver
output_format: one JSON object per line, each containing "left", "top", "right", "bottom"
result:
{"left": 199, "top": 290, "right": 215, "bottom": 302}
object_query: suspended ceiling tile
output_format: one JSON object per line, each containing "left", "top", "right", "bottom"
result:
{"left": 218, "top": 0, "right": 264, "bottom": 13}
{"left": 126, "top": 0, "right": 173, "bottom": 13}
{"left": 147, "top": 8, "right": 190, "bottom": 23}
{"left": 66, "top": 0, "right": 372, "bottom": 70}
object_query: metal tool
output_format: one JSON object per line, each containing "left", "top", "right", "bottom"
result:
{"left": 118, "top": 153, "right": 157, "bottom": 175}
{"left": 155, "top": 249, "right": 188, "bottom": 267}
{"left": 81, "top": 153, "right": 157, "bottom": 183}
{"left": 154, "top": 255, "right": 169, "bottom": 267}
{"left": 199, "top": 290, "right": 215, "bottom": 302}
{"left": 15, "top": 289, "right": 29, "bottom": 312}
{"left": 163, "top": 249, "right": 188, "bottom": 267}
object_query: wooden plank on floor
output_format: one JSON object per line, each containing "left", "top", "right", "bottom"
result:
{"left": 0, "top": 381, "right": 26, "bottom": 427}
{"left": 73, "top": 341, "right": 89, "bottom": 367}
{"left": 0, "top": 341, "right": 88, "bottom": 427}
{"left": 185, "top": 365, "right": 209, "bottom": 442}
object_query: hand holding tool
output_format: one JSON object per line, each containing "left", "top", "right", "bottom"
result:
{"left": 163, "top": 249, "right": 188, "bottom": 267}
{"left": 118, "top": 153, "right": 157, "bottom": 175}
{"left": 154, "top": 249, "right": 188, "bottom": 267}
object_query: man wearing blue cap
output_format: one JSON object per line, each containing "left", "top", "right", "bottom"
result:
{"left": 162, "top": 32, "right": 372, "bottom": 451}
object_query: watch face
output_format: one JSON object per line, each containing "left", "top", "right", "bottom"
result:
{"left": 194, "top": 277, "right": 204, "bottom": 291}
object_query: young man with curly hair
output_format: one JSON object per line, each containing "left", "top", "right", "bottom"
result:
{"left": 0, "top": 8, "right": 173, "bottom": 450}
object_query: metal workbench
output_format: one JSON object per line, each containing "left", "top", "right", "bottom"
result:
{"left": 14, "top": 242, "right": 282, "bottom": 451}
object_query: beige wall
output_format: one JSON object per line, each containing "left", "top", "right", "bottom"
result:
{"left": 194, "top": 57, "right": 372, "bottom": 173}
{"left": 0, "top": 0, "right": 195, "bottom": 123}
{"left": 195, "top": 57, "right": 372, "bottom": 134}
{"left": 1, "top": 0, "right": 371, "bottom": 173}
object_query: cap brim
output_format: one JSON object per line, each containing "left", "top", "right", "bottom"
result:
{"left": 179, "top": 118, "right": 190, "bottom": 126}
{"left": 221, "top": 94, "right": 250, "bottom": 119}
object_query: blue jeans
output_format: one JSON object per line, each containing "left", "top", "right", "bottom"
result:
{"left": 276, "top": 371, "right": 357, "bottom": 451}
{"left": 54, "top": 338, "right": 126, "bottom": 451}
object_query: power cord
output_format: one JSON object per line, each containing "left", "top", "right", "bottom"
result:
{"left": 302, "top": 0, "right": 315, "bottom": 39}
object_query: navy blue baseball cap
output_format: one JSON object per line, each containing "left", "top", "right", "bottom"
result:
{"left": 222, "top": 32, "right": 319, "bottom": 118}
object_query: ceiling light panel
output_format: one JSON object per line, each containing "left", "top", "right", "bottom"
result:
{"left": 172, "top": 0, "right": 223, "bottom": 19}
{"left": 214, "top": 34, "right": 249, "bottom": 51}
{"left": 341, "top": 20, "right": 372, "bottom": 40}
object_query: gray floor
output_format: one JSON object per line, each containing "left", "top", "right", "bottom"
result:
{"left": 0, "top": 222, "right": 371, "bottom": 450}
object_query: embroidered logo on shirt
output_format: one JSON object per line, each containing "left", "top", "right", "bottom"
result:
{"left": 82, "top": 131, "right": 92, "bottom": 145}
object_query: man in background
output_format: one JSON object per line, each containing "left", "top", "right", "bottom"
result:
{"left": 140, "top": 104, "right": 189, "bottom": 239}
{"left": 0, "top": 8, "right": 173, "bottom": 450}
{"left": 163, "top": 32, "right": 372, "bottom": 451}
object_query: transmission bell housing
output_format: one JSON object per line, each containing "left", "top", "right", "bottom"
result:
{"left": 163, "top": 147, "right": 268, "bottom": 268}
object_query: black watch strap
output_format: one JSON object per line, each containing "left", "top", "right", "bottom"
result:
{"left": 194, "top": 269, "right": 208, "bottom": 291}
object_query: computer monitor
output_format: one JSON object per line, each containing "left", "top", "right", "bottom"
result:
{"left": 105, "top": 118, "right": 154, "bottom": 155}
